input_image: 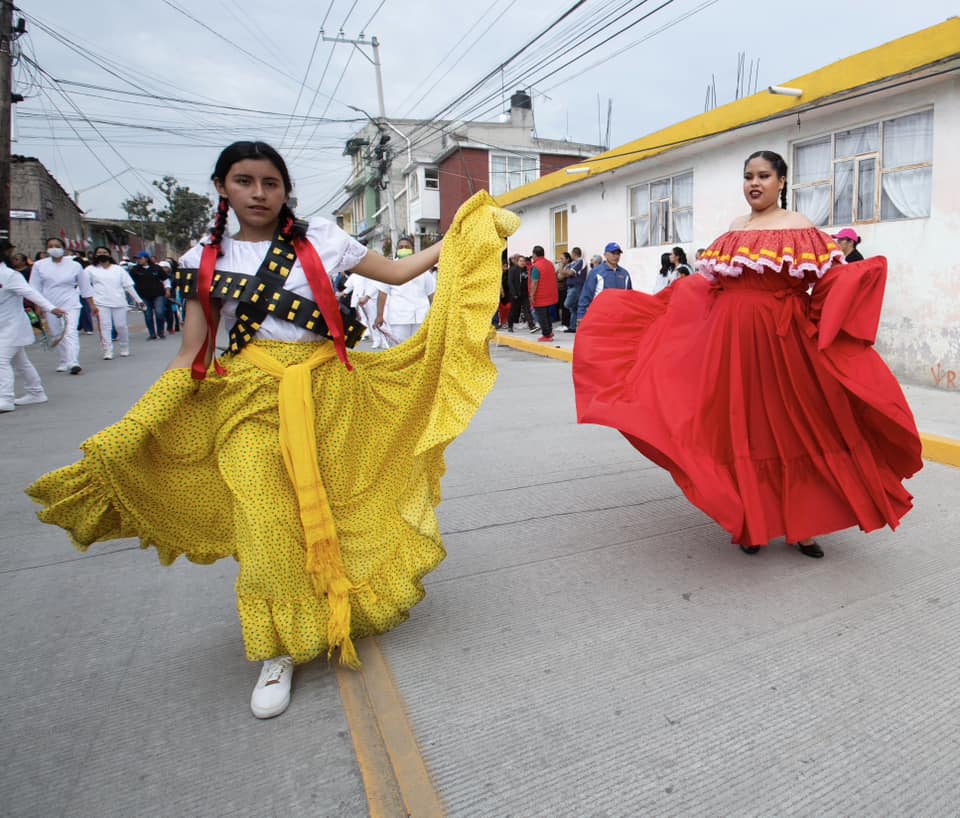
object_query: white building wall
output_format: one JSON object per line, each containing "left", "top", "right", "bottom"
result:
{"left": 506, "top": 75, "right": 960, "bottom": 389}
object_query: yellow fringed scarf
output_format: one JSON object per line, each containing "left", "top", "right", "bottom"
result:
{"left": 239, "top": 342, "right": 363, "bottom": 667}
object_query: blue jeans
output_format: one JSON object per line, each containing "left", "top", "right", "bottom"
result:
{"left": 143, "top": 295, "right": 167, "bottom": 338}
{"left": 564, "top": 285, "right": 582, "bottom": 331}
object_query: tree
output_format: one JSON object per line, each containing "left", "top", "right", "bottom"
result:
{"left": 120, "top": 193, "right": 158, "bottom": 241}
{"left": 152, "top": 176, "right": 214, "bottom": 253}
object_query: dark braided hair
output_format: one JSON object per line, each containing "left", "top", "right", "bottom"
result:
{"left": 209, "top": 195, "right": 230, "bottom": 253}
{"left": 209, "top": 141, "right": 307, "bottom": 249}
{"left": 745, "top": 150, "right": 789, "bottom": 209}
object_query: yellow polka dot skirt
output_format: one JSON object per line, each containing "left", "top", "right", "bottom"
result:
{"left": 27, "top": 192, "right": 520, "bottom": 665}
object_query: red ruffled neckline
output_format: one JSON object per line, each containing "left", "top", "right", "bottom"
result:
{"left": 697, "top": 228, "right": 843, "bottom": 281}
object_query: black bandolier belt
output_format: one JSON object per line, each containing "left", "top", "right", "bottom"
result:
{"left": 177, "top": 223, "right": 365, "bottom": 355}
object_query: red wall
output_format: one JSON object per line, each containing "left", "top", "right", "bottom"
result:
{"left": 438, "top": 150, "right": 593, "bottom": 232}
{"left": 438, "top": 148, "right": 489, "bottom": 232}
{"left": 540, "top": 154, "right": 590, "bottom": 175}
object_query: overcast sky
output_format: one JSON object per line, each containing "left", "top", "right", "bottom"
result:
{"left": 12, "top": 0, "right": 957, "bottom": 223}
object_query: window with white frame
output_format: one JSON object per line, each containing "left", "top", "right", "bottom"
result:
{"left": 351, "top": 195, "right": 366, "bottom": 229}
{"left": 408, "top": 171, "right": 419, "bottom": 202}
{"left": 628, "top": 171, "right": 693, "bottom": 247}
{"left": 792, "top": 109, "right": 933, "bottom": 226}
{"left": 489, "top": 153, "right": 538, "bottom": 197}
{"left": 424, "top": 167, "right": 439, "bottom": 190}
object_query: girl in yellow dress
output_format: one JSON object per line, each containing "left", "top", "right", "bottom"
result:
{"left": 28, "top": 141, "right": 518, "bottom": 718}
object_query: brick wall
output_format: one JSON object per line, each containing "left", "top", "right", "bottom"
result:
{"left": 438, "top": 148, "right": 489, "bottom": 232}
{"left": 540, "top": 153, "right": 589, "bottom": 175}
{"left": 10, "top": 158, "right": 84, "bottom": 257}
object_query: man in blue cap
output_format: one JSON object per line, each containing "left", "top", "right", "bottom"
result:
{"left": 577, "top": 242, "right": 632, "bottom": 320}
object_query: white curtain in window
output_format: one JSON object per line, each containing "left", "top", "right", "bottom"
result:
{"left": 672, "top": 172, "right": 693, "bottom": 208}
{"left": 631, "top": 216, "right": 650, "bottom": 248}
{"left": 794, "top": 137, "right": 831, "bottom": 183}
{"left": 857, "top": 158, "right": 876, "bottom": 221}
{"left": 630, "top": 184, "right": 649, "bottom": 219}
{"left": 835, "top": 124, "right": 879, "bottom": 158}
{"left": 673, "top": 209, "right": 693, "bottom": 243}
{"left": 833, "top": 160, "right": 854, "bottom": 224}
{"left": 650, "top": 201, "right": 670, "bottom": 245}
{"left": 794, "top": 186, "right": 830, "bottom": 226}
{"left": 881, "top": 167, "right": 932, "bottom": 219}
{"left": 883, "top": 111, "right": 933, "bottom": 167}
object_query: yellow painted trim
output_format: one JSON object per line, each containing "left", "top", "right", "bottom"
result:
{"left": 336, "top": 637, "right": 445, "bottom": 818}
{"left": 496, "top": 18, "right": 960, "bottom": 208}
{"left": 494, "top": 332, "right": 573, "bottom": 362}
{"left": 495, "top": 334, "right": 960, "bottom": 469}
{"left": 920, "top": 433, "right": 960, "bottom": 469}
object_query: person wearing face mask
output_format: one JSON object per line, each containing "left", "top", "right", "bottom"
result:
{"left": 30, "top": 237, "right": 97, "bottom": 374}
{"left": 86, "top": 247, "right": 144, "bottom": 360}
{"left": 375, "top": 236, "right": 436, "bottom": 346}
{"left": 0, "top": 240, "right": 68, "bottom": 412}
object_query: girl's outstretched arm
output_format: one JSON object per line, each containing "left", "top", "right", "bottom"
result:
{"left": 353, "top": 241, "right": 441, "bottom": 286}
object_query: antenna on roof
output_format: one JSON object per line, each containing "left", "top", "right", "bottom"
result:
{"left": 603, "top": 99, "right": 613, "bottom": 150}
{"left": 596, "top": 93, "right": 602, "bottom": 147}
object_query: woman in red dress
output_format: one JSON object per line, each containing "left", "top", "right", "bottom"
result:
{"left": 573, "top": 150, "right": 922, "bottom": 557}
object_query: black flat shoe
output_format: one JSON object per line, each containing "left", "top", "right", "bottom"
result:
{"left": 794, "top": 542, "right": 824, "bottom": 559}
{"left": 740, "top": 545, "right": 761, "bottom": 555}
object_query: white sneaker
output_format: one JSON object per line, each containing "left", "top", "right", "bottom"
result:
{"left": 119, "top": 348, "right": 130, "bottom": 357}
{"left": 250, "top": 656, "right": 294, "bottom": 719}
{"left": 55, "top": 365, "right": 68, "bottom": 372}
{"left": 103, "top": 352, "right": 114, "bottom": 360}
{"left": 0, "top": 401, "right": 14, "bottom": 413}
{"left": 14, "top": 394, "right": 48, "bottom": 406}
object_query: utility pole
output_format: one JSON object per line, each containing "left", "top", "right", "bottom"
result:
{"left": 321, "top": 31, "right": 398, "bottom": 253}
{"left": 0, "top": 0, "right": 14, "bottom": 245}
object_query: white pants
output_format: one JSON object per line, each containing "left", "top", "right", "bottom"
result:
{"left": 0, "top": 345, "right": 45, "bottom": 403}
{"left": 358, "top": 300, "right": 389, "bottom": 349}
{"left": 56, "top": 307, "right": 82, "bottom": 369}
{"left": 98, "top": 306, "right": 130, "bottom": 357}
{"left": 384, "top": 323, "right": 420, "bottom": 347}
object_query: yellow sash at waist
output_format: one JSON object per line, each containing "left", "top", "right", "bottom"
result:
{"left": 239, "top": 342, "right": 361, "bottom": 667}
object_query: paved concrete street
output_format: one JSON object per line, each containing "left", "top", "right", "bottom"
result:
{"left": 2, "top": 326, "right": 960, "bottom": 817}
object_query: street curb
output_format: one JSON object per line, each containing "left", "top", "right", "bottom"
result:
{"left": 920, "top": 433, "right": 960, "bottom": 468}
{"left": 492, "top": 332, "right": 960, "bottom": 469}
{"left": 494, "top": 332, "right": 573, "bottom": 362}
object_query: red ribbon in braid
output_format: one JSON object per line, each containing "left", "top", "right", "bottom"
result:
{"left": 191, "top": 197, "right": 229, "bottom": 380}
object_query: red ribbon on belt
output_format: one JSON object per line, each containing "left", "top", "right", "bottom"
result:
{"left": 292, "top": 235, "right": 353, "bottom": 373}
{"left": 192, "top": 244, "right": 228, "bottom": 380}
{"left": 191, "top": 230, "right": 354, "bottom": 380}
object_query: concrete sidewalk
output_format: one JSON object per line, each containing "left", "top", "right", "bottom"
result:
{"left": 2, "top": 331, "right": 958, "bottom": 817}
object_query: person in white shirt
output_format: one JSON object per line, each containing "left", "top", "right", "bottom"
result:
{"left": 375, "top": 237, "right": 436, "bottom": 346}
{"left": 0, "top": 242, "right": 67, "bottom": 412}
{"left": 341, "top": 272, "right": 389, "bottom": 349}
{"left": 86, "top": 247, "right": 144, "bottom": 359}
{"left": 30, "top": 237, "right": 97, "bottom": 374}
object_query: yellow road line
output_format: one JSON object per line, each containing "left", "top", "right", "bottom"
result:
{"left": 337, "top": 637, "right": 445, "bottom": 818}
{"left": 493, "top": 332, "right": 960, "bottom": 468}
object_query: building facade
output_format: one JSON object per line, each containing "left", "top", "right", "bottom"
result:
{"left": 499, "top": 20, "right": 960, "bottom": 390}
{"left": 10, "top": 156, "right": 85, "bottom": 257}
{"left": 339, "top": 93, "right": 605, "bottom": 253}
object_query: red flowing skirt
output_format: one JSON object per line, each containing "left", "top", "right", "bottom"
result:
{"left": 573, "top": 259, "right": 922, "bottom": 547}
